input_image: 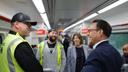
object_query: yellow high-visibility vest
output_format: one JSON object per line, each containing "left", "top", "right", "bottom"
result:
{"left": 0, "top": 33, "right": 26, "bottom": 72}
{"left": 38, "top": 41, "right": 63, "bottom": 69}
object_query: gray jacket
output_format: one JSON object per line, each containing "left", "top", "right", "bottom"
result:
{"left": 65, "top": 45, "right": 91, "bottom": 72}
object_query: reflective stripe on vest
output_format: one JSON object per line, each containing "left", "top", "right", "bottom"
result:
{"left": 0, "top": 33, "right": 25, "bottom": 72}
{"left": 39, "top": 41, "right": 62, "bottom": 69}
{"left": 7, "top": 38, "right": 22, "bottom": 72}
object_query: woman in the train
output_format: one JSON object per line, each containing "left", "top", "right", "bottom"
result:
{"left": 65, "top": 33, "right": 90, "bottom": 72}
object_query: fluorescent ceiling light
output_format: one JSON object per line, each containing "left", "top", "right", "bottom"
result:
{"left": 64, "top": 22, "right": 80, "bottom": 32}
{"left": 41, "top": 13, "right": 51, "bottom": 29}
{"left": 32, "top": 0, "right": 51, "bottom": 30}
{"left": 64, "top": 13, "right": 98, "bottom": 32}
{"left": 98, "top": 0, "right": 128, "bottom": 14}
{"left": 82, "top": 13, "right": 98, "bottom": 21}
{"left": 32, "top": 0, "right": 45, "bottom": 13}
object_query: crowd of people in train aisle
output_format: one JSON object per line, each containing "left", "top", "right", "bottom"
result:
{"left": 1, "top": 12, "right": 128, "bottom": 72}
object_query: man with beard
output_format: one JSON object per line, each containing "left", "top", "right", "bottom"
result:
{"left": 81, "top": 19, "right": 122, "bottom": 72}
{"left": 36, "top": 29, "right": 66, "bottom": 72}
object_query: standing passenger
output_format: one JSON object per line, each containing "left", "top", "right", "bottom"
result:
{"left": 81, "top": 19, "right": 122, "bottom": 72}
{"left": 122, "top": 43, "right": 128, "bottom": 72}
{"left": 122, "top": 43, "right": 128, "bottom": 64}
{"left": 65, "top": 33, "right": 90, "bottom": 72}
{"left": 36, "top": 29, "right": 66, "bottom": 72}
{"left": 0, "top": 12, "right": 43, "bottom": 72}
{"left": 62, "top": 34, "right": 70, "bottom": 57}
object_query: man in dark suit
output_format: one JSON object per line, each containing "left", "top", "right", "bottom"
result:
{"left": 81, "top": 19, "right": 122, "bottom": 72}
{"left": 62, "top": 34, "right": 70, "bottom": 56}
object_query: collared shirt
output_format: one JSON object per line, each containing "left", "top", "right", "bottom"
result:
{"left": 93, "top": 39, "right": 108, "bottom": 49}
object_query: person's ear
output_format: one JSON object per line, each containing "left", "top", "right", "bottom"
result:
{"left": 14, "top": 21, "right": 20, "bottom": 30}
{"left": 98, "top": 29, "right": 103, "bottom": 35}
{"left": 100, "top": 29, "right": 103, "bottom": 33}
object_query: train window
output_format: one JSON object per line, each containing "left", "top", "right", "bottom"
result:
{"left": 109, "top": 33, "right": 128, "bottom": 53}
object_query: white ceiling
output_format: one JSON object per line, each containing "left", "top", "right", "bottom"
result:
{"left": 0, "top": 0, "right": 42, "bottom": 21}
{"left": 54, "top": 0, "right": 107, "bottom": 28}
{"left": 0, "top": 0, "right": 46, "bottom": 31}
{"left": 67, "top": 1, "right": 128, "bottom": 33}
{"left": 44, "top": 0, "right": 118, "bottom": 29}
{"left": 90, "top": 1, "right": 128, "bottom": 25}
{"left": 0, "top": 0, "right": 128, "bottom": 32}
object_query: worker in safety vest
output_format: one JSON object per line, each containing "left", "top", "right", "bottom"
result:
{"left": 36, "top": 29, "right": 66, "bottom": 72}
{"left": 0, "top": 12, "right": 43, "bottom": 72}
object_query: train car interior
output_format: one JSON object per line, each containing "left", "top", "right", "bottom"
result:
{"left": 1, "top": 0, "right": 128, "bottom": 72}
{"left": 0, "top": 0, "right": 128, "bottom": 53}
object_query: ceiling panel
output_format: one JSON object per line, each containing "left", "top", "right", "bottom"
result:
{"left": 44, "top": 0, "right": 118, "bottom": 29}
{"left": 0, "top": 0, "right": 121, "bottom": 31}
{"left": 0, "top": 0, "right": 42, "bottom": 22}
{"left": 89, "top": 1, "right": 128, "bottom": 26}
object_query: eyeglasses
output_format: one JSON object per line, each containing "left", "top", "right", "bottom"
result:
{"left": 88, "top": 29, "right": 99, "bottom": 32}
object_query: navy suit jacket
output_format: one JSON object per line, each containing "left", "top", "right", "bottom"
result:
{"left": 81, "top": 41, "right": 122, "bottom": 72}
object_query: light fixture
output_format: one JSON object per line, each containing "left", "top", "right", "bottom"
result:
{"left": 40, "top": 13, "right": 51, "bottom": 29}
{"left": 98, "top": 0, "right": 128, "bottom": 14}
{"left": 32, "top": 0, "right": 45, "bottom": 13}
{"left": 64, "top": 13, "right": 98, "bottom": 32}
{"left": 82, "top": 13, "right": 98, "bottom": 21}
{"left": 32, "top": 0, "right": 51, "bottom": 29}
